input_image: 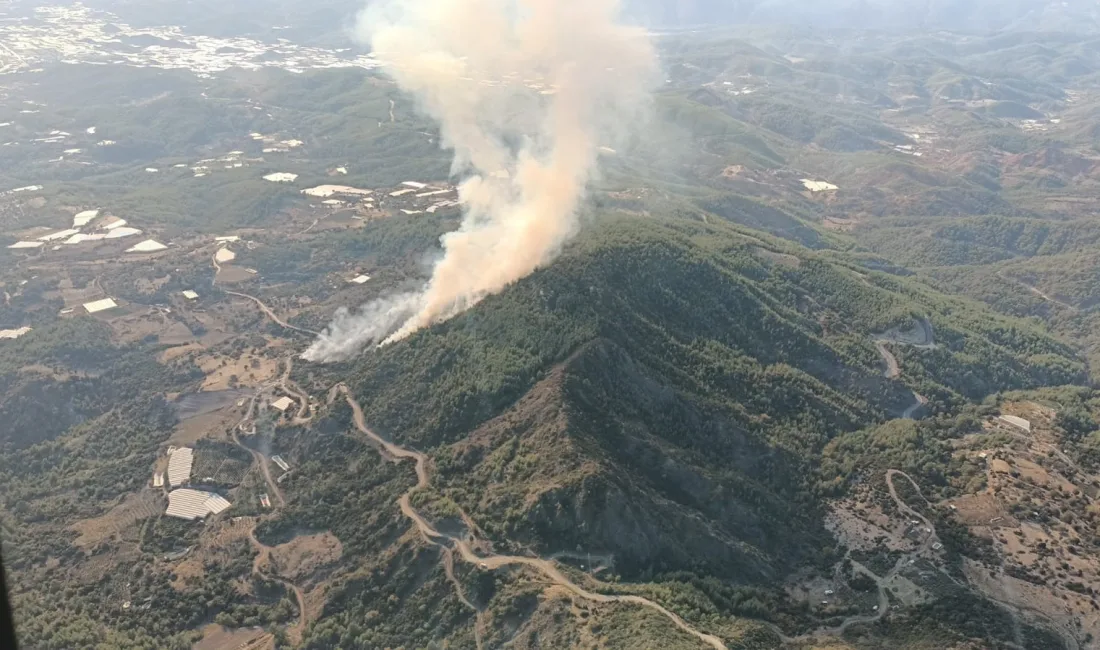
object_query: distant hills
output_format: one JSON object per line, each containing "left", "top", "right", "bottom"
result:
{"left": 85, "top": 0, "right": 1100, "bottom": 43}
{"left": 627, "top": 0, "right": 1100, "bottom": 33}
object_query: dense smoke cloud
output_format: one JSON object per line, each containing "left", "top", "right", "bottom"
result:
{"left": 303, "top": 0, "right": 657, "bottom": 362}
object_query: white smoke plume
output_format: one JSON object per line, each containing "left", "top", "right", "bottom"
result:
{"left": 303, "top": 0, "right": 657, "bottom": 362}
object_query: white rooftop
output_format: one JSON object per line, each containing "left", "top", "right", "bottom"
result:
{"left": 104, "top": 227, "right": 143, "bottom": 239}
{"left": 302, "top": 185, "right": 372, "bottom": 198}
{"left": 102, "top": 217, "right": 128, "bottom": 230}
{"left": 801, "top": 179, "right": 839, "bottom": 192}
{"left": 0, "top": 327, "right": 32, "bottom": 340}
{"left": 999, "top": 415, "right": 1032, "bottom": 433}
{"left": 165, "top": 488, "right": 231, "bottom": 521}
{"left": 73, "top": 209, "right": 99, "bottom": 227}
{"left": 83, "top": 298, "right": 118, "bottom": 314}
{"left": 166, "top": 447, "right": 194, "bottom": 487}
{"left": 214, "top": 235, "right": 240, "bottom": 243}
{"left": 7, "top": 241, "right": 43, "bottom": 249}
{"left": 126, "top": 239, "right": 168, "bottom": 253}
{"left": 263, "top": 172, "right": 298, "bottom": 183}
{"left": 64, "top": 233, "right": 106, "bottom": 245}
{"left": 38, "top": 229, "right": 80, "bottom": 242}
{"left": 271, "top": 396, "right": 295, "bottom": 412}
{"left": 182, "top": 290, "right": 199, "bottom": 300}
{"left": 350, "top": 274, "right": 371, "bottom": 284}
{"left": 401, "top": 181, "right": 428, "bottom": 189}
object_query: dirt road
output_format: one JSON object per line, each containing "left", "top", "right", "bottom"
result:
{"left": 873, "top": 319, "right": 935, "bottom": 419}
{"left": 224, "top": 290, "right": 321, "bottom": 337}
{"left": 338, "top": 385, "right": 729, "bottom": 650}
{"left": 248, "top": 525, "right": 307, "bottom": 642}
{"left": 996, "top": 271, "right": 1078, "bottom": 312}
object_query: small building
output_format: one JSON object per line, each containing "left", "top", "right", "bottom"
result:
{"left": 271, "top": 455, "right": 290, "bottom": 472}
{"left": 260, "top": 494, "right": 272, "bottom": 509}
{"left": 181, "top": 290, "right": 199, "bottom": 301}
{"left": 350, "top": 274, "right": 371, "bottom": 285}
{"left": 152, "top": 471, "right": 164, "bottom": 488}
{"left": 271, "top": 396, "right": 295, "bottom": 413}
{"left": 7, "top": 241, "right": 44, "bottom": 249}
{"left": 83, "top": 298, "right": 119, "bottom": 314}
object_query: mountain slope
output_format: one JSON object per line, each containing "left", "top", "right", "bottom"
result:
{"left": 321, "top": 212, "right": 1080, "bottom": 580}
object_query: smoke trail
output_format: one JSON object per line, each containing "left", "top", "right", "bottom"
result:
{"left": 303, "top": 0, "right": 657, "bottom": 362}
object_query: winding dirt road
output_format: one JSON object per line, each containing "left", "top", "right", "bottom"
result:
{"left": 996, "top": 271, "right": 1078, "bottom": 312}
{"left": 225, "top": 290, "right": 321, "bottom": 337}
{"left": 247, "top": 526, "right": 308, "bottom": 641}
{"left": 873, "top": 319, "right": 935, "bottom": 420}
{"left": 213, "top": 269, "right": 313, "bottom": 641}
{"left": 338, "top": 385, "right": 730, "bottom": 650}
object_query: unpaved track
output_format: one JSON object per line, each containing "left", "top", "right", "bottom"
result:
{"left": 248, "top": 526, "right": 307, "bottom": 641}
{"left": 996, "top": 271, "right": 1078, "bottom": 312}
{"left": 442, "top": 548, "right": 485, "bottom": 650}
{"left": 224, "top": 290, "right": 321, "bottom": 337}
{"left": 215, "top": 269, "right": 312, "bottom": 641}
{"left": 873, "top": 319, "right": 935, "bottom": 419}
{"left": 338, "top": 386, "right": 729, "bottom": 650}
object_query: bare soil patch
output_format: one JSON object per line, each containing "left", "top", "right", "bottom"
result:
{"left": 216, "top": 265, "right": 257, "bottom": 284}
{"left": 168, "top": 410, "right": 233, "bottom": 446}
{"left": 191, "top": 624, "right": 272, "bottom": 650}
{"left": 270, "top": 532, "right": 343, "bottom": 583}
{"left": 198, "top": 351, "right": 279, "bottom": 391}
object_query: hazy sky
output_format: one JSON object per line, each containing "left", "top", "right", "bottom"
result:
{"left": 624, "top": 0, "right": 1096, "bottom": 32}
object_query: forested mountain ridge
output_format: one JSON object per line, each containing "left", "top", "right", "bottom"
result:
{"left": 6, "top": 13, "right": 1100, "bottom": 650}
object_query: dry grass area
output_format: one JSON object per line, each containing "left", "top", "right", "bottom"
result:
{"left": 826, "top": 499, "right": 918, "bottom": 554}
{"left": 168, "top": 411, "right": 233, "bottom": 446}
{"left": 216, "top": 265, "right": 257, "bottom": 284}
{"left": 108, "top": 310, "right": 196, "bottom": 345}
{"left": 71, "top": 490, "right": 162, "bottom": 548}
{"left": 946, "top": 402, "right": 1100, "bottom": 643}
{"left": 191, "top": 624, "right": 273, "bottom": 650}
{"left": 197, "top": 350, "right": 279, "bottom": 391}
{"left": 270, "top": 532, "right": 343, "bottom": 583}
{"left": 19, "top": 363, "right": 78, "bottom": 381}
{"left": 160, "top": 342, "right": 205, "bottom": 362}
